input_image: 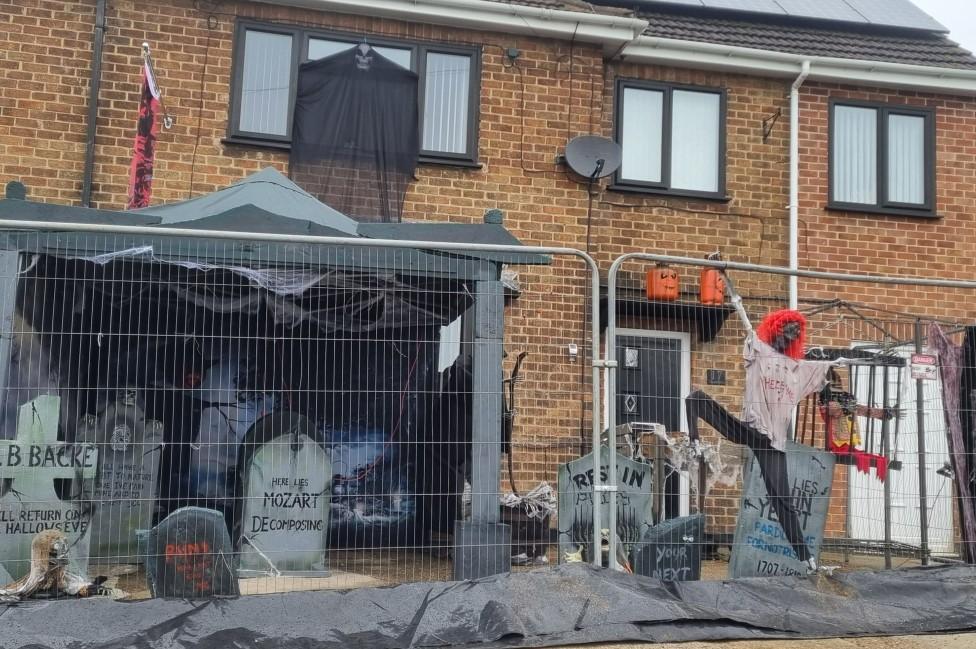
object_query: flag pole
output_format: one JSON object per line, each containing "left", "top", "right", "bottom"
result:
{"left": 141, "top": 42, "right": 173, "bottom": 129}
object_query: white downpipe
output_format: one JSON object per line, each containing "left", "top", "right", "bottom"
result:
{"left": 789, "top": 60, "right": 810, "bottom": 311}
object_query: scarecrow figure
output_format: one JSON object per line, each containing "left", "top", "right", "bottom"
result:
{"left": 685, "top": 273, "right": 846, "bottom": 575}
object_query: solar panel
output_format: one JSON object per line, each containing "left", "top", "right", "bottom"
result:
{"left": 702, "top": 0, "right": 784, "bottom": 14}
{"left": 627, "top": 0, "right": 948, "bottom": 32}
{"left": 844, "top": 0, "right": 947, "bottom": 32}
{"left": 775, "top": 0, "right": 863, "bottom": 23}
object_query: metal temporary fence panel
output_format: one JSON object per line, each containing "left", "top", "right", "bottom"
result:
{"left": 0, "top": 219, "right": 604, "bottom": 601}
{"left": 604, "top": 251, "right": 976, "bottom": 577}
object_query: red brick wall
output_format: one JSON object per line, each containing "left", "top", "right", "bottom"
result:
{"left": 6, "top": 1, "right": 974, "bottom": 546}
{"left": 798, "top": 82, "right": 976, "bottom": 543}
{"left": 0, "top": 0, "right": 96, "bottom": 203}
{"left": 0, "top": 0, "right": 795, "bottom": 539}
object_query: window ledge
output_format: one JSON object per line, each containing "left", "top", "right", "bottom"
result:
{"left": 222, "top": 136, "right": 291, "bottom": 151}
{"left": 826, "top": 203, "right": 939, "bottom": 219}
{"left": 608, "top": 183, "right": 731, "bottom": 203}
{"left": 221, "top": 137, "right": 482, "bottom": 170}
{"left": 418, "top": 156, "right": 483, "bottom": 170}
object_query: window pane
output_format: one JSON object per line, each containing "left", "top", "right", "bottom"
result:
{"left": 620, "top": 87, "right": 664, "bottom": 183}
{"left": 239, "top": 30, "right": 293, "bottom": 136}
{"left": 670, "top": 90, "right": 721, "bottom": 192}
{"left": 308, "top": 38, "right": 411, "bottom": 69}
{"left": 833, "top": 105, "right": 878, "bottom": 204}
{"left": 887, "top": 114, "right": 926, "bottom": 205}
{"left": 423, "top": 52, "right": 471, "bottom": 154}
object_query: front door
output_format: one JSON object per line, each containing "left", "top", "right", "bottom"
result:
{"left": 615, "top": 333, "right": 687, "bottom": 520}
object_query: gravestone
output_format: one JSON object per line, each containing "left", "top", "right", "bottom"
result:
{"left": 0, "top": 396, "right": 97, "bottom": 581}
{"left": 632, "top": 514, "right": 704, "bottom": 582}
{"left": 76, "top": 391, "right": 164, "bottom": 563}
{"left": 729, "top": 441, "right": 836, "bottom": 578}
{"left": 145, "top": 506, "right": 239, "bottom": 598}
{"left": 236, "top": 412, "right": 331, "bottom": 576}
{"left": 557, "top": 447, "right": 653, "bottom": 566}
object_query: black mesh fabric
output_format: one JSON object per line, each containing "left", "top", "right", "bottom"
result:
{"left": 290, "top": 46, "right": 419, "bottom": 223}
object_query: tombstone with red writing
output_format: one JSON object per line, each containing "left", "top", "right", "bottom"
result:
{"left": 145, "top": 507, "right": 239, "bottom": 598}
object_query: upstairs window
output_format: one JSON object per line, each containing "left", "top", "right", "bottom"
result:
{"left": 830, "top": 100, "right": 935, "bottom": 216}
{"left": 229, "top": 21, "right": 480, "bottom": 165}
{"left": 614, "top": 80, "right": 726, "bottom": 199}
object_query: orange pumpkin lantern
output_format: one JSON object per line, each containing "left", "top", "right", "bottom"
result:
{"left": 699, "top": 267, "right": 726, "bottom": 305}
{"left": 647, "top": 264, "right": 680, "bottom": 302}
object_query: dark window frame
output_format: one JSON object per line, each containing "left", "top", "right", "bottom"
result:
{"left": 611, "top": 78, "right": 728, "bottom": 201}
{"left": 828, "top": 98, "right": 937, "bottom": 218}
{"left": 227, "top": 19, "right": 482, "bottom": 166}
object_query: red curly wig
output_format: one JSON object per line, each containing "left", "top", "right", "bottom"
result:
{"left": 756, "top": 309, "right": 807, "bottom": 360}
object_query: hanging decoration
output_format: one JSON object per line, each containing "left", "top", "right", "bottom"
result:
{"left": 126, "top": 42, "right": 173, "bottom": 210}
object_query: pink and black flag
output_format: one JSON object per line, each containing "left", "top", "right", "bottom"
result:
{"left": 126, "top": 55, "right": 161, "bottom": 210}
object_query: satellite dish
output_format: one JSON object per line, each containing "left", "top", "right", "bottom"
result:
{"left": 564, "top": 135, "right": 622, "bottom": 180}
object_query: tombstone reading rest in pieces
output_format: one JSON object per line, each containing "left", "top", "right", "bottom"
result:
{"left": 235, "top": 412, "right": 331, "bottom": 577}
{"left": 76, "top": 391, "right": 164, "bottom": 563}
{"left": 145, "top": 506, "right": 239, "bottom": 598}
{"left": 729, "top": 441, "right": 835, "bottom": 578}
{"left": 0, "top": 396, "right": 97, "bottom": 581}
{"left": 557, "top": 447, "right": 653, "bottom": 567}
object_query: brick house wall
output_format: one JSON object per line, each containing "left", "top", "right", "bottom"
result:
{"left": 2, "top": 0, "right": 975, "bottom": 545}
{"left": 797, "top": 82, "right": 976, "bottom": 543}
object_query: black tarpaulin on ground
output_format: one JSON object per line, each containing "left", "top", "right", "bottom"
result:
{"left": 5, "top": 564, "right": 976, "bottom": 649}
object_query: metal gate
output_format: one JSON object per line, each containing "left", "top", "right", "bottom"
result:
{"left": 605, "top": 252, "right": 976, "bottom": 575}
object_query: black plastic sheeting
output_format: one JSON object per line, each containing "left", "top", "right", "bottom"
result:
{"left": 291, "top": 47, "right": 419, "bottom": 223}
{"left": 5, "top": 564, "right": 976, "bottom": 649}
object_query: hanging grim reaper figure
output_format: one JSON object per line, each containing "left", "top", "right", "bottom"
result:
{"left": 685, "top": 273, "right": 846, "bottom": 575}
{"left": 0, "top": 530, "right": 106, "bottom": 602}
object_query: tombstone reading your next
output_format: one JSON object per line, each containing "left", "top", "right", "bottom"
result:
{"left": 0, "top": 396, "right": 98, "bottom": 581}
{"left": 76, "top": 391, "right": 164, "bottom": 562}
{"left": 632, "top": 514, "right": 704, "bottom": 582}
{"left": 145, "top": 506, "right": 239, "bottom": 598}
{"left": 236, "top": 412, "right": 331, "bottom": 576}
{"left": 729, "top": 441, "right": 835, "bottom": 578}
{"left": 557, "top": 447, "right": 653, "bottom": 566}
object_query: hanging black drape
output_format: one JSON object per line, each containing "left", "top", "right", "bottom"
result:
{"left": 960, "top": 326, "right": 976, "bottom": 541}
{"left": 290, "top": 46, "right": 419, "bottom": 223}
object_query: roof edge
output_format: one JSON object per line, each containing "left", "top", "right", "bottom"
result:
{"left": 251, "top": 0, "right": 649, "bottom": 52}
{"left": 624, "top": 36, "right": 976, "bottom": 96}
{"left": 593, "top": 1, "right": 949, "bottom": 36}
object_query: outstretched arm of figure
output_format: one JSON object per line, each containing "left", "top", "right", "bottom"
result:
{"left": 720, "top": 269, "right": 753, "bottom": 334}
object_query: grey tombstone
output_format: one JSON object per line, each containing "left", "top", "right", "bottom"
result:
{"left": 0, "top": 396, "right": 97, "bottom": 581}
{"left": 632, "top": 514, "right": 704, "bottom": 582}
{"left": 235, "top": 412, "right": 331, "bottom": 577}
{"left": 76, "top": 391, "right": 164, "bottom": 563}
{"left": 145, "top": 506, "right": 239, "bottom": 599}
{"left": 729, "top": 441, "right": 836, "bottom": 578}
{"left": 557, "top": 447, "right": 654, "bottom": 566}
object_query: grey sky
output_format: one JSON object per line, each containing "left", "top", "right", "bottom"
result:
{"left": 911, "top": 0, "right": 976, "bottom": 53}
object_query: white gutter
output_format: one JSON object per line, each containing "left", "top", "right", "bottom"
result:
{"left": 625, "top": 37, "right": 976, "bottom": 95}
{"left": 256, "top": 0, "right": 649, "bottom": 52}
{"left": 789, "top": 60, "right": 810, "bottom": 311}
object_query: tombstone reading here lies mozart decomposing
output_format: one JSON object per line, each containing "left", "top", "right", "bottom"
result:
{"left": 236, "top": 412, "right": 331, "bottom": 577}
{"left": 729, "top": 441, "right": 836, "bottom": 578}
{"left": 0, "top": 396, "right": 98, "bottom": 581}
